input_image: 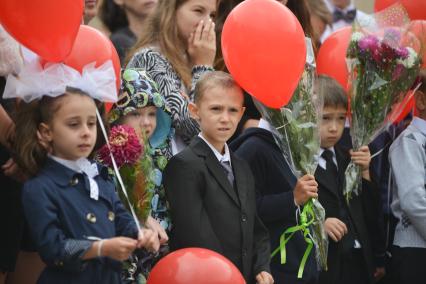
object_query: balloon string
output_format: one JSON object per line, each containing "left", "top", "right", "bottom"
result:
{"left": 96, "top": 109, "right": 141, "bottom": 232}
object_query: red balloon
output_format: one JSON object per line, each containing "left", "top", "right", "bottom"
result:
{"left": 0, "top": 0, "right": 83, "bottom": 62}
{"left": 374, "top": 0, "right": 426, "bottom": 20}
{"left": 407, "top": 20, "right": 426, "bottom": 68}
{"left": 63, "top": 25, "right": 121, "bottom": 91}
{"left": 221, "top": 0, "right": 306, "bottom": 108}
{"left": 316, "top": 27, "right": 352, "bottom": 91}
{"left": 147, "top": 248, "right": 246, "bottom": 284}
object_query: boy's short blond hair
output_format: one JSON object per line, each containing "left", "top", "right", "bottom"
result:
{"left": 194, "top": 71, "right": 243, "bottom": 104}
{"left": 316, "top": 75, "right": 348, "bottom": 110}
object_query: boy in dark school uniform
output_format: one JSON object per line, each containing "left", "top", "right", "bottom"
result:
{"left": 315, "top": 75, "right": 385, "bottom": 284}
{"left": 164, "top": 71, "right": 273, "bottom": 284}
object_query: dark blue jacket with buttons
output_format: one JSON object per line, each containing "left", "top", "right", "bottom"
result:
{"left": 22, "top": 158, "right": 138, "bottom": 284}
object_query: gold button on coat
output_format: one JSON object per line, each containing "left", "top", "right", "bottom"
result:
{"left": 86, "top": 213, "right": 96, "bottom": 223}
{"left": 69, "top": 177, "right": 79, "bottom": 186}
{"left": 108, "top": 211, "right": 115, "bottom": 222}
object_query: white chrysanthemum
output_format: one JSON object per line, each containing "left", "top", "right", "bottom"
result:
{"left": 351, "top": 32, "right": 363, "bottom": 42}
{"left": 398, "top": 47, "right": 418, "bottom": 68}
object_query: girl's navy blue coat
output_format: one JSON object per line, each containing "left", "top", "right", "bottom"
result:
{"left": 22, "top": 158, "right": 138, "bottom": 284}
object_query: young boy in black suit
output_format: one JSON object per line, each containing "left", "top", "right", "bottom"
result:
{"left": 315, "top": 75, "right": 385, "bottom": 284}
{"left": 163, "top": 71, "right": 273, "bottom": 284}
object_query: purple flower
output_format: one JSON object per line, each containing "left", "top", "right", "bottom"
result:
{"left": 396, "top": 47, "right": 409, "bottom": 59}
{"left": 358, "top": 35, "right": 380, "bottom": 54}
{"left": 392, "top": 64, "right": 405, "bottom": 80}
{"left": 383, "top": 28, "right": 401, "bottom": 47}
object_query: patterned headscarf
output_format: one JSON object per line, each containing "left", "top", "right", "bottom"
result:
{"left": 109, "top": 68, "right": 173, "bottom": 149}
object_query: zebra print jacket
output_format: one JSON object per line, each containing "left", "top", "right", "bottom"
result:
{"left": 127, "top": 47, "right": 214, "bottom": 146}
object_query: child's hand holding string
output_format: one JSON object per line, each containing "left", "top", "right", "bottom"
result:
{"left": 187, "top": 18, "right": 216, "bottom": 67}
{"left": 137, "top": 228, "right": 160, "bottom": 252}
{"left": 99, "top": 237, "right": 138, "bottom": 261}
{"left": 350, "top": 145, "right": 371, "bottom": 181}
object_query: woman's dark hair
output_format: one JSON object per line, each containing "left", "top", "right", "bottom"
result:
{"left": 98, "top": 0, "right": 128, "bottom": 33}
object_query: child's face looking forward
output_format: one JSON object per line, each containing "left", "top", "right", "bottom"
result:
{"left": 320, "top": 105, "right": 346, "bottom": 148}
{"left": 190, "top": 86, "right": 244, "bottom": 153}
{"left": 122, "top": 106, "right": 157, "bottom": 141}
{"left": 39, "top": 93, "right": 97, "bottom": 161}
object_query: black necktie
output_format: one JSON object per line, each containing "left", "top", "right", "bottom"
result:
{"left": 333, "top": 9, "right": 357, "bottom": 23}
{"left": 322, "top": 149, "right": 338, "bottom": 179}
{"left": 220, "top": 160, "right": 235, "bottom": 186}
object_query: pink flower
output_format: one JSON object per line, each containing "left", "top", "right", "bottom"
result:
{"left": 98, "top": 125, "right": 143, "bottom": 168}
{"left": 358, "top": 35, "right": 380, "bottom": 54}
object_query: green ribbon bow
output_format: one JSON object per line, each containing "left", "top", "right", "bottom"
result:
{"left": 271, "top": 200, "right": 316, "bottom": 278}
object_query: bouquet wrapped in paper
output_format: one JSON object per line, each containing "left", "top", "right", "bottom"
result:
{"left": 97, "top": 125, "right": 155, "bottom": 222}
{"left": 256, "top": 39, "right": 328, "bottom": 276}
{"left": 344, "top": 6, "right": 423, "bottom": 201}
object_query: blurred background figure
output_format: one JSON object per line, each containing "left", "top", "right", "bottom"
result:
{"left": 0, "top": 26, "right": 45, "bottom": 284}
{"left": 306, "top": 0, "right": 332, "bottom": 49}
{"left": 321, "top": 0, "right": 371, "bottom": 42}
{"left": 83, "top": 0, "right": 99, "bottom": 24}
{"left": 99, "top": 0, "right": 158, "bottom": 65}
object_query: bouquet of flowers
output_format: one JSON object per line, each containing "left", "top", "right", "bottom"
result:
{"left": 256, "top": 39, "right": 328, "bottom": 275}
{"left": 98, "top": 124, "right": 155, "bottom": 222}
{"left": 344, "top": 18, "right": 422, "bottom": 201}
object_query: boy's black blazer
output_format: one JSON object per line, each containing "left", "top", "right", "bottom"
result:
{"left": 164, "top": 136, "right": 271, "bottom": 283}
{"left": 231, "top": 127, "right": 319, "bottom": 284}
{"left": 315, "top": 146, "right": 379, "bottom": 284}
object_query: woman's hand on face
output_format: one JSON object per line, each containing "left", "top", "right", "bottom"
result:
{"left": 187, "top": 18, "right": 216, "bottom": 67}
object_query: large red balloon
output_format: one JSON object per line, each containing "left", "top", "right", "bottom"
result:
{"left": 316, "top": 27, "right": 352, "bottom": 91}
{"left": 63, "top": 25, "right": 121, "bottom": 91}
{"left": 147, "top": 248, "right": 246, "bottom": 284}
{"left": 0, "top": 0, "right": 83, "bottom": 62}
{"left": 221, "top": 0, "right": 306, "bottom": 108}
{"left": 374, "top": 0, "right": 426, "bottom": 20}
